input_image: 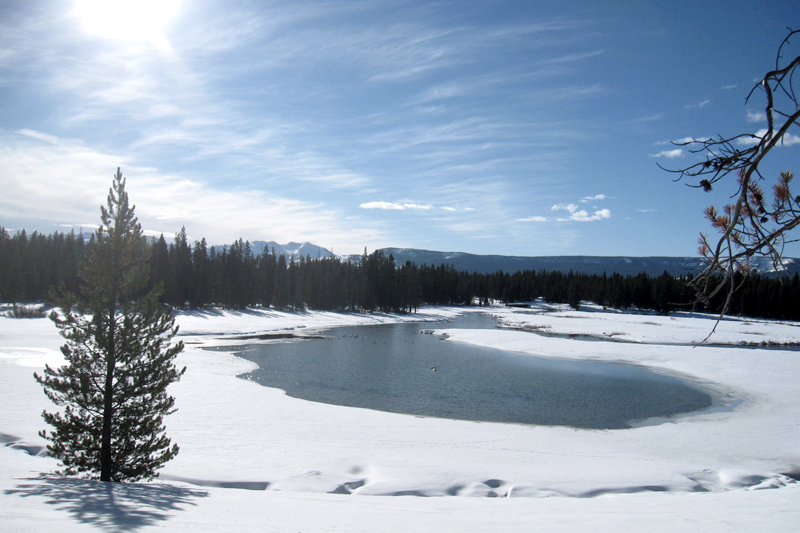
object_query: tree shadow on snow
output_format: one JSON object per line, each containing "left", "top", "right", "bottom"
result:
{"left": 5, "top": 474, "right": 209, "bottom": 531}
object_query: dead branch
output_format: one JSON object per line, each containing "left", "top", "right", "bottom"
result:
{"left": 663, "top": 29, "right": 800, "bottom": 328}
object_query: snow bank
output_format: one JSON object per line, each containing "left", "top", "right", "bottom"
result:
{"left": 487, "top": 302, "right": 800, "bottom": 345}
{"left": 1, "top": 304, "right": 799, "bottom": 531}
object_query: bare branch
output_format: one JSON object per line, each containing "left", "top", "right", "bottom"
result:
{"left": 664, "top": 29, "right": 800, "bottom": 335}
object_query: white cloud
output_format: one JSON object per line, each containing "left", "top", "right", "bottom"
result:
{"left": 551, "top": 202, "right": 578, "bottom": 213}
{"left": 143, "top": 229, "right": 176, "bottom": 239}
{"left": 360, "top": 201, "right": 406, "bottom": 210}
{"left": 0, "top": 130, "right": 383, "bottom": 253}
{"left": 570, "top": 208, "right": 611, "bottom": 222}
{"left": 780, "top": 133, "right": 800, "bottom": 146}
{"left": 360, "top": 201, "right": 434, "bottom": 211}
{"left": 737, "top": 129, "right": 800, "bottom": 147}
{"left": 516, "top": 216, "right": 548, "bottom": 222}
{"left": 737, "top": 133, "right": 762, "bottom": 147}
{"left": 551, "top": 202, "right": 611, "bottom": 222}
{"left": 685, "top": 99, "right": 710, "bottom": 110}
{"left": 654, "top": 137, "right": 711, "bottom": 147}
{"left": 746, "top": 110, "right": 766, "bottom": 123}
{"left": 581, "top": 194, "right": 607, "bottom": 202}
{"left": 721, "top": 84, "right": 738, "bottom": 90}
{"left": 649, "top": 149, "right": 683, "bottom": 158}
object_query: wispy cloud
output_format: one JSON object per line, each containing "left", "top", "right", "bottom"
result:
{"left": 746, "top": 110, "right": 766, "bottom": 123}
{"left": 415, "top": 83, "right": 468, "bottom": 103}
{"left": 685, "top": 99, "right": 710, "bottom": 110}
{"left": 649, "top": 149, "right": 683, "bottom": 158}
{"left": 656, "top": 137, "right": 709, "bottom": 146}
{"left": 515, "top": 216, "right": 548, "bottom": 222}
{"left": 365, "top": 25, "right": 463, "bottom": 82}
{"left": 360, "top": 201, "right": 434, "bottom": 211}
{"left": 0, "top": 130, "right": 385, "bottom": 251}
{"left": 359, "top": 200, "right": 477, "bottom": 214}
{"left": 541, "top": 49, "right": 605, "bottom": 64}
{"left": 721, "top": 84, "right": 738, "bottom": 90}
{"left": 0, "top": 3, "right": 623, "bottom": 255}
{"left": 625, "top": 114, "right": 664, "bottom": 124}
{"left": 581, "top": 194, "right": 607, "bottom": 202}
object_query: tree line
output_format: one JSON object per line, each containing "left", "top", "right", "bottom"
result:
{"left": 2, "top": 226, "right": 799, "bottom": 320}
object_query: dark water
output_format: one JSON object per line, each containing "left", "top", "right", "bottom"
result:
{"left": 228, "top": 314, "right": 713, "bottom": 429}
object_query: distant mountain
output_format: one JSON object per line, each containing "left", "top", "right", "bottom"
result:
{"left": 137, "top": 235, "right": 334, "bottom": 260}
{"left": 374, "top": 248, "right": 800, "bottom": 278}
{"left": 190, "top": 234, "right": 800, "bottom": 277}
{"left": 248, "top": 241, "right": 335, "bottom": 260}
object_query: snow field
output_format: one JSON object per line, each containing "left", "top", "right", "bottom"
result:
{"left": 1, "top": 304, "right": 799, "bottom": 531}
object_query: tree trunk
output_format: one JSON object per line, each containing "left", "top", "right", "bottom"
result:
{"left": 100, "top": 310, "right": 115, "bottom": 482}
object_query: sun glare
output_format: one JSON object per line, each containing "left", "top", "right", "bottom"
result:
{"left": 73, "top": 0, "right": 181, "bottom": 51}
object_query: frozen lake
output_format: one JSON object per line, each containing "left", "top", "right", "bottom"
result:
{"left": 225, "top": 313, "right": 713, "bottom": 429}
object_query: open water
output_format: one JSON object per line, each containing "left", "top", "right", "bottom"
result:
{"left": 228, "top": 313, "right": 713, "bottom": 429}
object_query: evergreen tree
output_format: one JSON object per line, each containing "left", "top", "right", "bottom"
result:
{"left": 149, "top": 234, "right": 170, "bottom": 302}
{"left": 0, "top": 227, "right": 25, "bottom": 302}
{"left": 168, "top": 226, "right": 193, "bottom": 306}
{"left": 274, "top": 253, "right": 289, "bottom": 308}
{"left": 34, "top": 168, "right": 185, "bottom": 482}
{"left": 191, "top": 238, "right": 212, "bottom": 307}
{"left": 258, "top": 247, "right": 277, "bottom": 307}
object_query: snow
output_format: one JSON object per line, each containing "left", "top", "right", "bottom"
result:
{"left": 2, "top": 304, "right": 799, "bottom": 531}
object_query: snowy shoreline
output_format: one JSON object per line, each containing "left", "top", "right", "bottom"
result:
{"left": 2, "top": 304, "right": 800, "bottom": 531}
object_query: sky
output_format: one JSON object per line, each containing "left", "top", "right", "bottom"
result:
{"left": 0, "top": 1, "right": 798, "bottom": 257}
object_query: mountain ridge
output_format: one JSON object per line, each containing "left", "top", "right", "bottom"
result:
{"left": 142, "top": 232, "right": 800, "bottom": 277}
{"left": 231, "top": 241, "right": 799, "bottom": 277}
{"left": 370, "top": 247, "right": 800, "bottom": 277}
{"left": 248, "top": 241, "right": 335, "bottom": 259}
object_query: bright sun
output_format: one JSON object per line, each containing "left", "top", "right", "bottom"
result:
{"left": 73, "top": 0, "right": 181, "bottom": 51}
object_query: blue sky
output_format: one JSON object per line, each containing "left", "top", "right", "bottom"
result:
{"left": 1, "top": 1, "right": 798, "bottom": 257}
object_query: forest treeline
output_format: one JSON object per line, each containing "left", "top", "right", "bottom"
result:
{"left": 2, "top": 227, "right": 800, "bottom": 320}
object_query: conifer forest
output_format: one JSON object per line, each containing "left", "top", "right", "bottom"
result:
{"left": 2, "top": 226, "right": 799, "bottom": 321}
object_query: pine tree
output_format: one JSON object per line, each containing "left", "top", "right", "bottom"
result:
{"left": 169, "top": 226, "right": 193, "bottom": 306}
{"left": 191, "top": 238, "right": 212, "bottom": 307}
{"left": 149, "top": 234, "right": 170, "bottom": 302}
{"left": 34, "top": 168, "right": 185, "bottom": 482}
{"left": 274, "top": 253, "right": 289, "bottom": 308}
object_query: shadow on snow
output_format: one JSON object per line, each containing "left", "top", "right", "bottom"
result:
{"left": 5, "top": 474, "right": 209, "bottom": 531}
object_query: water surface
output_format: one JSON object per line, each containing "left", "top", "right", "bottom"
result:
{"left": 227, "top": 314, "right": 712, "bottom": 429}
